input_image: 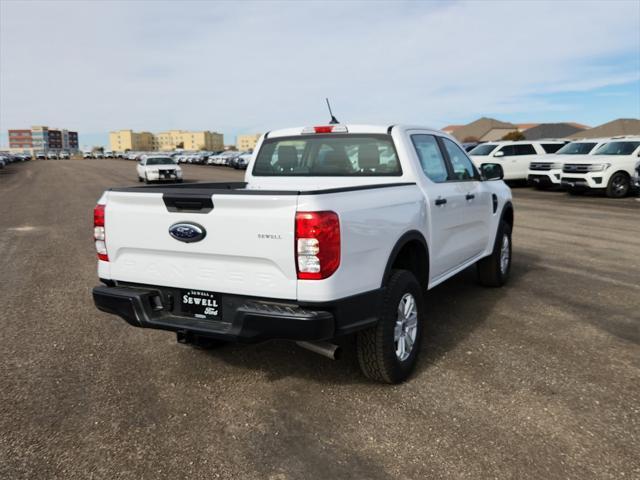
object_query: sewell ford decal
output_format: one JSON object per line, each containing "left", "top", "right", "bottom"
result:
{"left": 169, "top": 222, "right": 206, "bottom": 243}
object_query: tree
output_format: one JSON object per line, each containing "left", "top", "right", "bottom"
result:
{"left": 176, "top": 142, "right": 184, "bottom": 149}
{"left": 501, "top": 131, "right": 525, "bottom": 141}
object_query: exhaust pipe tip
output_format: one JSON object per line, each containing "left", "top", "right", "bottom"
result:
{"left": 296, "top": 341, "right": 342, "bottom": 360}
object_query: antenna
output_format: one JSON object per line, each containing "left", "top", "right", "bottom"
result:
{"left": 326, "top": 98, "right": 339, "bottom": 124}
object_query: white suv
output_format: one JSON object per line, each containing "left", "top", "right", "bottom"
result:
{"left": 469, "top": 141, "right": 565, "bottom": 181}
{"left": 527, "top": 139, "right": 607, "bottom": 189}
{"left": 560, "top": 138, "right": 640, "bottom": 198}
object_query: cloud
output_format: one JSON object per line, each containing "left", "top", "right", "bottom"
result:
{"left": 1, "top": 0, "right": 639, "bottom": 141}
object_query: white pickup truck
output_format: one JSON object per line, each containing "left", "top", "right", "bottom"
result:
{"left": 92, "top": 124, "right": 514, "bottom": 383}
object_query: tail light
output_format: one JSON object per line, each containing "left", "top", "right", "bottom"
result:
{"left": 94, "top": 204, "right": 109, "bottom": 261}
{"left": 295, "top": 211, "right": 340, "bottom": 280}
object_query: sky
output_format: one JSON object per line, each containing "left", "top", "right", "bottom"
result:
{"left": 1, "top": 0, "right": 639, "bottom": 148}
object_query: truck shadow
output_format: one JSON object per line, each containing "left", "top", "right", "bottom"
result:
{"left": 416, "top": 252, "right": 534, "bottom": 375}
{"left": 198, "top": 252, "right": 537, "bottom": 385}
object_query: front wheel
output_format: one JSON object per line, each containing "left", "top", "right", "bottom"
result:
{"left": 477, "top": 220, "right": 512, "bottom": 287}
{"left": 606, "top": 172, "right": 630, "bottom": 198}
{"left": 356, "top": 270, "right": 425, "bottom": 384}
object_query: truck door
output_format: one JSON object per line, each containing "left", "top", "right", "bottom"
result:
{"left": 410, "top": 133, "right": 474, "bottom": 279}
{"left": 438, "top": 137, "right": 491, "bottom": 262}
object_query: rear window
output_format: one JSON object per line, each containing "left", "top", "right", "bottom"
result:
{"left": 541, "top": 143, "right": 565, "bottom": 153}
{"left": 252, "top": 134, "right": 401, "bottom": 176}
{"left": 555, "top": 142, "right": 597, "bottom": 155}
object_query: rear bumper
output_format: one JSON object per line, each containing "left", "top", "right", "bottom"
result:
{"left": 93, "top": 283, "right": 381, "bottom": 342}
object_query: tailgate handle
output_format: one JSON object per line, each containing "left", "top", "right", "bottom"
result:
{"left": 163, "top": 194, "right": 213, "bottom": 213}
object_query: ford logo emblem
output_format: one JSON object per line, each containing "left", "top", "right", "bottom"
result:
{"left": 169, "top": 222, "right": 206, "bottom": 243}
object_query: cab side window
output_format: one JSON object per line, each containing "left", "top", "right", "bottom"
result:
{"left": 441, "top": 137, "right": 478, "bottom": 181}
{"left": 411, "top": 134, "right": 449, "bottom": 183}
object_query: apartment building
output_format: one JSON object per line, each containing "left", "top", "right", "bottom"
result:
{"left": 8, "top": 129, "right": 32, "bottom": 149}
{"left": 109, "top": 129, "right": 223, "bottom": 152}
{"left": 236, "top": 133, "right": 262, "bottom": 152}
{"left": 8, "top": 125, "right": 79, "bottom": 152}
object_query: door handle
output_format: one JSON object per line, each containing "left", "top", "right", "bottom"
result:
{"left": 465, "top": 193, "right": 475, "bottom": 201}
{"left": 435, "top": 198, "right": 447, "bottom": 206}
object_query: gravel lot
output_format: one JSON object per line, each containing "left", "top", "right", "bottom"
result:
{"left": 1, "top": 158, "right": 638, "bottom": 480}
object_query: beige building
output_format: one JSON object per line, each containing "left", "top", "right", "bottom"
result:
{"left": 154, "top": 130, "right": 224, "bottom": 151}
{"left": 109, "top": 130, "right": 154, "bottom": 152}
{"left": 236, "top": 133, "right": 262, "bottom": 152}
{"left": 109, "top": 129, "right": 224, "bottom": 152}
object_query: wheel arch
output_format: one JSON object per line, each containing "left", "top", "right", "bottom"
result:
{"left": 501, "top": 201, "right": 514, "bottom": 230}
{"left": 381, "top": 230, "right": 430, "bottom": 291}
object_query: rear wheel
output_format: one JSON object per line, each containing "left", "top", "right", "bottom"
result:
{"left": 606, "top": 172, "right": 630, "bottom": 198}
{"left": 477, "top": 220, "right": 512, "bottom": 287}
{"left": 356, "top": 270, "right": 425, "bottom": 383}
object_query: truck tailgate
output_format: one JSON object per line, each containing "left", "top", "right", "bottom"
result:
{"left": 104, "top": 191, "right": 298, "bottom": 300}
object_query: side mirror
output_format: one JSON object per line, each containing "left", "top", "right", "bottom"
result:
{"left": 481, "top": 163, "right": 504, "bottom": 181}
{"left": 493, "top": 151, "right": 505, "bottom": 158}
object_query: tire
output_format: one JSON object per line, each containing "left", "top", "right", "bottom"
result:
{"left": 477, "top": 220, "right": 512, "bottom": 287}
{"left": 606, "top": 171, "right": 630, "bottom": 198}
{"left": 144, "top": 174, "right": 149, "bottom": 184}
{"left": 356, "top": 269, "right": 425, "bottom": 384}
{"left": 138, "top": 176, "right": 143, "bottom": 182}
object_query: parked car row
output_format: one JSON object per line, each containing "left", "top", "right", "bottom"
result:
{"left": 468, "top": 136, "right": 640, "bottom": 198}
{"left": 116, "top": 149, "right": 253, "bottom": 170}
{"left": 0, "top": 152, "right": 33, "bottom": 168}
{"left": 0, "top": 151, "right": 74, "bottom": 162}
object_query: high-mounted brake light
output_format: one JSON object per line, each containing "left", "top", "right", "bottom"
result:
{"left": 295, "top": 211, "right": 340, "bottom": 280}
{"left": 301, "top": 125, "right": 349, "bottom": 134}
{"left": 94, "top": 204, "right": 109, "bottom": 262}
